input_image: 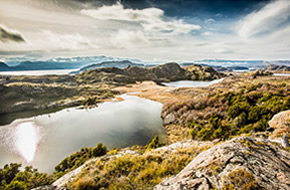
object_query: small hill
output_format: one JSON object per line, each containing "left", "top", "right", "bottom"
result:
{"left": 76, "top": 62, "right": 220, "bottom": 85}
{"left": 72, "top": 60, "right": 148, "bottom": 74}
{"left": 0, "top": 62, "right": 10, "bottom": 71}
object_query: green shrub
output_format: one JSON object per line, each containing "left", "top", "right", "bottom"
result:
{"left": 224, "top": 168, "right": 260, "bottom": 189}
{"left": 147, "top": 136, "right": 164, "bottom": 150}
{"left": 90, "top": 143, "right": 107, "bottom": 157}
{"left": 186, "top": 82, "right": 290, "bottom": 141}
{"left": 0, "top": 164, "right": 53, "bottom": 190}
{"left": 54, "top": 143, "right": 107, "bottom": 178}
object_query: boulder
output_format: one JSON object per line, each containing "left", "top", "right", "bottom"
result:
{"left": 268, "top": 110, "right": 290, "bottom": 138}
{"left": 155, "top": 137, "right": 290, "bottom": 190}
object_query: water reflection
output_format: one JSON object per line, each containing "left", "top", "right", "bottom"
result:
{"left": 162, "top": 78, "right": 223, "bottom": 88}
{"left": 15, "top": 122, "right": 40, "bottom": 162}
{"left": 0, "top": 95, "right": 165, "bottom": 173}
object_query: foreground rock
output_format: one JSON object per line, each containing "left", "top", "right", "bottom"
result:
{"left": 155, "top": 137, "right": 290, "bottom": 190}
{"left": 268, "top": 110, "right": 290, "bottom": 139}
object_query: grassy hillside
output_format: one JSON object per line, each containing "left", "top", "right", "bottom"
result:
{"left": 161, "top": 75, "right": 290, "bottom": 142}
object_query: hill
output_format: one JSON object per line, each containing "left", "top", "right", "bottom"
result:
{"left": 71, "top": 60, "right": 149, "bottom": 74}
{"left": 76, "top": 62, "right": 221, "bottom": 85}
{"left": 0, "top": 62, "right": 10, "bottom": 71}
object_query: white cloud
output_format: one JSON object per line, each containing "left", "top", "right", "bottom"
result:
{"left": 238, "top": 0, "right": 290, "bottom": 38}
{"left": 110, "top": 30, "right": 149, "bottom": 49}
{"left": 42, "top": 30, "right": 98, "bottom": 50}
{"left": 80, "top": 3, "right": 163, "bottom": 22}
{"left": 202, "top": 31, "right": 213, "bottom": 36}
{"left": 141, "top": 19, "right": 200, "bottom": 35}
{"left": 1, "top": 0, "right": 290, "bottom": 60}
{"left": 80, "top": 3, "right": 200, "bottom": 35}
{"left": 214, "top": 48, "right": 233, "bottom": 54}
{"left": 205, "top": 18, "right": 215, "bottom": 24}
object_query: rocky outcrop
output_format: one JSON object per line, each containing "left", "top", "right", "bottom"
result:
{"left": 261, "top": 64, "right": 290, "bottom": 73}
{"left": 155, "top": 137, "right": 290, "bottom": 190}
{"left": 268, "top": 110, "right": 290, "bottom": 138}
{"left": 32, "top": 186, "right": 67, "bottom": 190}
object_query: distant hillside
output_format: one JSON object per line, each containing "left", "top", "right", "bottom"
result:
{"left": 76, "top": 62, "right": 221, "bottom": 85}
{"left": 261, "top": 64, "right": 290, "bottom": 72}
{"left": 0, "top": 62, "right": 9, "bottom": 71}
{"left": 72, "top": 60, "right": 154, "bottom": 74}
{"left": 11, "top": 61, "right": 90, "bottom": 71}
{"left": 179, "top": 62, "right": 248, "bottom": 72}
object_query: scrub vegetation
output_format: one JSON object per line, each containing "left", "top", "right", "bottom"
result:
{"left": 161, "top": 76, "right": 290, "bottom": 141}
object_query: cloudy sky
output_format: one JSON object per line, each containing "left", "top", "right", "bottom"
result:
{"left": 0, "top": 0, "right": 289, "bottom": 61}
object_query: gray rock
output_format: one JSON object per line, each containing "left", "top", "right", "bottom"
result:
{"left": 268, "top": 110, "right": 290, "bottom": 138}
{"left": 281, "top": 134, "right": 289, "bottom": 148}
{"left": 32, "top": 185, "right": 68, "bottom": 190}
{"left": 155, "top": 137, "right": 290, "bottom": 190}
{"left": 163, "top": 113, "right": 176, "bottom": 125}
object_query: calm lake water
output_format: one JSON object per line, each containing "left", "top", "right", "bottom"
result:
{"left": 273, "top": 73, "right": 290, "bottom": 77}
{"left": 0, "top": 70, "right": 76, "bottom": 76}
{"left": 0, "top": 95, "right": 165, "bottom": 173}
{"left": 162, "top": 78, "right": 224, "bottom": 88}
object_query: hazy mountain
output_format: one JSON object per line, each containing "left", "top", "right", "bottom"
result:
{"left": 0, "top": 62, "right": 10, "bottom": 71}
{"left": 71, "top": 60, "right": 157, "bottom": 74}
{"left": 1, "top": 56, "right": 290, "bottom": 73}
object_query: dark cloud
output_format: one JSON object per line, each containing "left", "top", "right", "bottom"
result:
{"left": 0, "top": 27, "right": 25, "bottom": 43}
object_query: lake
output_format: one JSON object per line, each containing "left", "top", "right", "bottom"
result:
{"left": 0, "top": 95, "right": 166, "bottom": 173}
{"left": 162, "top": 78, "right": 224, "bottom": 88}
{"left": 273, "top": 73, "right": 290, "bottom": 77}
{"left": 0, "top": 69, "right": 77, "bottom": 76}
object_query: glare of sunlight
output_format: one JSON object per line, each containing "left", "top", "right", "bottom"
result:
{"left": 15, "top": 122, "right": 39, "bottom": 163}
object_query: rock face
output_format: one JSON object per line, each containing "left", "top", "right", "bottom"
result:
{"left": 261, "top": 64, "right": 290, "bottom": 72}
{"left": 155, "top": 137, "right": 290, "bottom": 190}
{"left": 268, "top": 110, "right": 290, "bottom": 138}
{"left": 31, "top": 186, "right": 67, "bottom": 190}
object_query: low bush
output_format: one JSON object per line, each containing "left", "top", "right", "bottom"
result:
{"left": 0, "top": 164, "right": 53, "bottom": 190}
{"left": 54, "top": 143, "right": 107, "bottom": 178}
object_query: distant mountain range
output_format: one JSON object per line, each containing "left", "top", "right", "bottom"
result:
{"left": 0, "top": 56, "right": 289, "bottom": 73}
{"left": 0, "top": 56, "right": 153, "bottom": 72}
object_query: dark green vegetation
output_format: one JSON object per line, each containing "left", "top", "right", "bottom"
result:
{"left": 146, "top": 136, "right": 164, "bottom": 150}
{"left": 0, "top": 144, "right": 107, "bottom": 190}
{"left": 162, "top": 76, "right": 290, "bottom": 141}
{"left": 66, "top": 142, "right": 211, "bottom": 190}
{"left": 54, "top": 143, "right": 107, "bottom": 179}
{"left": 0, "top": 163, "right": 53, "bottom": 190}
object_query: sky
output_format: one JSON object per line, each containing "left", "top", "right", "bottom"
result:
{"left": 0, "top": 0, "right": 290, "bottom": 61}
